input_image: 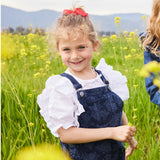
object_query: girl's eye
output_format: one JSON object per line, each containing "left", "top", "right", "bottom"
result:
{"left": 79, "top": 46, "right": 85, "bottom": 50}
{"left": 63, "top": 48, "right": 70, "bottom": 52}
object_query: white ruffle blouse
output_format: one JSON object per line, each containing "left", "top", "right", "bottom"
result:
{"left": 37, "top": 58, "right": 129, "bottom": 137}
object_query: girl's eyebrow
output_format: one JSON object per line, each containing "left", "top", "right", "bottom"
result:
{"left": 77, "top": 43, "right": 87, "bottom": 46}
{"left": 61, "top": 45, "right": 70, "bottom": 49}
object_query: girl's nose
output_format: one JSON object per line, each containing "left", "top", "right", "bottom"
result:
{"left": 71, "top": 51, "right": 79, "bottom": 59}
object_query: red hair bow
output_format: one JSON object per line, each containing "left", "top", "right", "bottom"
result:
{"left": 63, "top": 8, "right": 88, "bottom": 17}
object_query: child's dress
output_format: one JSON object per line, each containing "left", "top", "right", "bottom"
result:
{"left": 37, "top": 58, "right": 129, "bottom": 160}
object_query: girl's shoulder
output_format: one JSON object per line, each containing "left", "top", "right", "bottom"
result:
{"left": 44, "top": 74, "right": 75, "bottom": 95}
{"left": 96, "top": 58, "right": 127, "bottom": 83}
{"left": 96, "top": 58, "right": 129, "bottom": 101}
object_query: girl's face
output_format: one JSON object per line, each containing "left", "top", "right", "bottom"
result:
{"left": 58, "top": 33, "right": 98, "bottom": 77}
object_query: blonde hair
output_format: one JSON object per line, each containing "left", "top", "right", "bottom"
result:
{"left": 141, "top": 0, "right": 160, "bottom": 57}
{"left": 54, "top": 6, "right": 98, "bottom": 50}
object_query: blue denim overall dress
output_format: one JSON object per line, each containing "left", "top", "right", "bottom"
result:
{"left": 60, "top": 69, "right": 125, "bottom": 160}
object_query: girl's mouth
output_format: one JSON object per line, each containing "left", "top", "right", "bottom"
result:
{"left": 70, "top": 60, "right": 84, "bottom": 65}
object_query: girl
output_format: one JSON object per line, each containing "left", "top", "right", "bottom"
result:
{"left": 140, "top": 0, "right": 160, "bottom": 108}
{"left": 37, "top": 7, "right": 137, "bottom": 160}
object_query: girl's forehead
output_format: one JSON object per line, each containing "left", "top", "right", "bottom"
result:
{"left": 60, "top": 31, "right": 89, "bottom": 43}
{"left": 59, "top": 36, "right": 90, "bottom": 45}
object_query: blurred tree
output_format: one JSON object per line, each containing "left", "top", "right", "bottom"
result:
{"left": 16, "top": 26, "right": 25, "bottom": 34}
{"left": 7, "top": 27, "right": 14, "bottom": 34}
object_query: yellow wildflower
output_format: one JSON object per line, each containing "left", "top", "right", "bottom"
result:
{"left": 20, "top": 49, "right": 27, "bottom": 56}
{"left": 133, "top": 115, "right": 137, "bottom": 120}
{"left": 27, "top": 94, "right": 32, "bottom": 98}
{"left": 144, "top": 61, "right": 160, "bottom": 73}
{"left": 102, "top": 38, "right": 108, "bottom": 43}
{"left": 133, "top": 84, "right": 138, "bottom": 88}
{"left": 39, "top": 68, "right": 44, "bottom": 72}
{"left": 1, "top": 62, "right": 7, "bottom": 73}
{"left": 114, "top": 17, "right": 121, "bottom": 21}
{"left": 1, "top": 35, "right": 17, "bottom": 59}
{"left": 15, "top": 144, "right": 71, "bottom": 160}
{"left": 142, "top": 15, "right": 147, "bottom": 19}
{"left": 46, "top": 60, "right": 51, "bottom": 64}
{"left": 134, "top": 69, "right": 140, "bottom": 72}
{"left": 125, "top": 69, "right": 128, "bottom": 73}
{"left": 128, "top": 122, "right": 133, "bottom": 126}
{"left": 126, "top": 37, "right": 132, "bottom": 41}
{"left": 115, "top": 20, "right": 120, "bottom": 25}
{"left": 129, "top": 32, "right": 135, "bottom": 37}
{"left": 123, "top": 31, "right": 128, "bottom": 34}
{"left": 27, "top": 33, "right": 34, "bottom": 38}
{"left": 40, "top": 54, "right": 46, "bottom": 59}
{"left": 33, "top": 72, "right": 40, "bottom": 78}
{"left": 153, "top": 79, "right": 160, "bottom": 88}
{"left": 110, "top": 34, "right": 117, "bottom": 40}
{"left": 131, "top": 49, "right": 136, "bottom": 53}
{"left": 125, "top": 54, "right": 132, "bottom": 60}
{"left": 123, "top": 47, "right": 128, "bottom": 50}
{"left": 28, "top": 122, "right": 34, "bottom": 127}
{"left": 33, "top": 89, "right": 36, "bottom": 93}
{"left": 45, "top": 64, "right": 49, "bottom": 70}
{"left": 139, "top": 69, "right": 150, "bottom": 77}
{"left": 133, "top": 108, "right": 137, "bottom": 112}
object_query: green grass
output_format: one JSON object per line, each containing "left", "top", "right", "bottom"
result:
{"left": 1, "top": 33, "right": 160, "bottom": 160}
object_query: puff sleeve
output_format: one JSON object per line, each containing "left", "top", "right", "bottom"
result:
{"left": 96, "top": 58, "right": 129, "bottom": 101}
{"left": 37, "top": 75, "right": 84, "bottom": 137}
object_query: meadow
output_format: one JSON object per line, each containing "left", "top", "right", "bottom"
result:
{"left": 1, "top": 28, "right": 160, "bottom": 160}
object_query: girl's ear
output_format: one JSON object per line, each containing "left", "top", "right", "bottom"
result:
{"left": 93, "top": 40, "right": 99, "bottom": 51}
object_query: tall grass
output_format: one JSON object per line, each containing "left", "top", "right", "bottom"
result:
{"left": 1, "top": 32, "right": 160, "bottom": 160}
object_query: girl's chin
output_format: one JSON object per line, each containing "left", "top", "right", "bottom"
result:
{"left": 69, "top": 67, "right": 84, "bottom": 73}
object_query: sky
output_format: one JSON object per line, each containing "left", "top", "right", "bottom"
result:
{"left": 1, "top": 0, "right": 153, "bottom": 16}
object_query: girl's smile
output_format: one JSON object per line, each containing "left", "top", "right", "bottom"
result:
{"left": 69, "top": 59, "right": 84, "bottom": 65}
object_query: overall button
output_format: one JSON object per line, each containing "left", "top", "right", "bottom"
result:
{"left": 79, "top": 91, "right": 84, "bottom": 97}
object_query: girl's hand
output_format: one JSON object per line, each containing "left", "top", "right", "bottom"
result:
{"left": 128, "top": 137, "right": 138, "bottom": 149}
{"left": 125, "top": 137, "right": 138, "bottom": 160}
{"left": 112, "top": 125, "right": 136, "bottom": 142}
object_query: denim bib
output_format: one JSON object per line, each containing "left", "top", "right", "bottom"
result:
{"left": 60, "top": 69, "right": 125, "bottom": 160}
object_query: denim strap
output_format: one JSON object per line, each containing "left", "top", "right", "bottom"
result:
{"left": 94, "top": 68, "right": 109, "bottom": 85}
{"left": 61, "top": 73, "right": 82, "bottom": 90}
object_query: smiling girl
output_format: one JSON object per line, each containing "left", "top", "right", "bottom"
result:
{"left": 37, "top": 6, "right": 137, "bottom": 160}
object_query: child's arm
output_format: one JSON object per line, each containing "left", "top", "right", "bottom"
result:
{"left": 57, "top": 125, "right": 136, "bottom": 144}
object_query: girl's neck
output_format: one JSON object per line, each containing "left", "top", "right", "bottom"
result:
{"left": 68, "top": 67, "right": 97, "bottom": 80}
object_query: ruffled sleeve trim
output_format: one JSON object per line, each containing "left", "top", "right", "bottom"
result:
{"left": 96, "top": 58, "right": 129, "bottom": 101}
{"left": 37, "top": 75, "right": 84, "bottom": 137}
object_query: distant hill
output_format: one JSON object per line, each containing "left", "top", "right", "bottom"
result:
{"left": 1, "top": 5, "right": 149, "bottom": 33}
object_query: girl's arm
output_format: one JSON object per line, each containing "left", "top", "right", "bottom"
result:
{"left": 57, "top": 124, "right": 136, "bottom": 144}
{"left": 121, "top": 111, "right": 129, "bottom": 125}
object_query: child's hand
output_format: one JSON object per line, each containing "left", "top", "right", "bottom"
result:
{"left": 125, "top": 137, "right": 138, "bottom": 160}
{"left": 112, "top": 125, "right": 136, "bottom": 142}
{"left": 128, "top": 137, "right": 138, "bottom": 149}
